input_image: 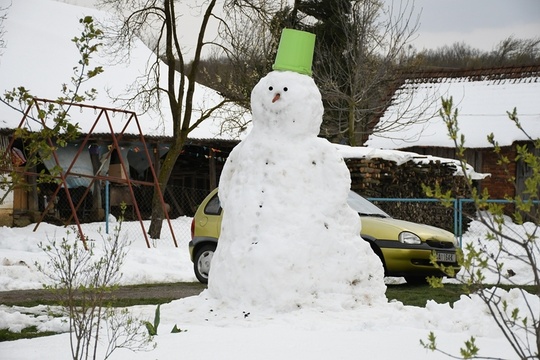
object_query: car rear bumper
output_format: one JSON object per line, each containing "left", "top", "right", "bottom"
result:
{"left": 189, "top": 236, "right": 218, "bottom": 263}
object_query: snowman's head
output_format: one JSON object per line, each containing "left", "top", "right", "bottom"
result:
{"left": 250, "top": 70, "right": 323, "bottom": 138}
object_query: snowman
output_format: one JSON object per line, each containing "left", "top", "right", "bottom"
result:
{"left": 208, "top": 29, "right": 386, "bottom": 311}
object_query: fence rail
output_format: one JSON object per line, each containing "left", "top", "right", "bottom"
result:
{"left": 368, "top": 197, "right": 539, "bottom": 251}
{"left": 35, "top": 185, "right": 211, "bottom": 248}
{"left": 35, "top": 185, "right": 539, "bottom": 253}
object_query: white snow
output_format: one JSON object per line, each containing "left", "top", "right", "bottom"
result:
{"left": 0, "top": 216, "right": 538, "bottom": 359}
{"left": 335, "top": 144, "right": 489, "bottom": 180}
{"left": 366, "top": 77, "right": 540, "bottom": 149}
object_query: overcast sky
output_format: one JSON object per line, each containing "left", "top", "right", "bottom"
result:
{"left": 56, "top": 0, "right": 540, "bottom": 53}
{"left": 404, "top": 0, "right": 540, "bottom": 51}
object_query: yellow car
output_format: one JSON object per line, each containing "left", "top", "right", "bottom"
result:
{"left": 189, "top": 188, "right": 461, "bottom": 284}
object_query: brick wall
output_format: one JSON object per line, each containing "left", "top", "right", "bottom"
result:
{"left": 478, "top": 146, "right": 517, "bottom": 199}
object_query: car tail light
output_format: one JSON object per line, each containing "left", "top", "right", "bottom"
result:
{"left": 190, "top": 218, "right": 195, "bottom": 239}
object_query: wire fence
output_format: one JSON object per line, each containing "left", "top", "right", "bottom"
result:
{"left": 37, "top": 184, "right": 212, "bottom": 248}
{"left": 37, "top": 185, "right": 538, "bottom": 255}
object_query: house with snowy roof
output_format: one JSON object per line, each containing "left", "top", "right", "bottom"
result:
{"left": 365, "top": 65, "right": 540, "bottom": 200}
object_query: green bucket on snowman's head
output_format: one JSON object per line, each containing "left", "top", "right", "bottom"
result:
{"left": 272, "top": 28, "right": 316, "bottom": 76}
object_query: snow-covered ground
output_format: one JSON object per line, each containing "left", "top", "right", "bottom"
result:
{"left": 0, "top": 1, "right": 538, "bottom": 359}
{"left": 0, "top": 217, "right": 538, "bottom": 360}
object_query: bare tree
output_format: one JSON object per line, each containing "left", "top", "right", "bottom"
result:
{"left": 416, "top": 36, "right": 540, "bottom": 68}
{"left": 97, "top": 0, "right": 249, "bottom": 239}
{"left": 491, "top": 36, "right": 540, "bottom": 65}
{"left": 312, "top": 0, "right": 420, "bottom": 146}
{"left": 0, "top": 2, "right": 8, "bottom": 57}
{"left": 204, "top": 0, "right": 289, "bottom": 104}
{"left": 205, "top": 0, "right": 427, "bottom": 146}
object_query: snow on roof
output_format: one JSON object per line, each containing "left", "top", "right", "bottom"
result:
{"left": 0, "top": 0, "right": 249, "bottom": 141}
{"left": 365, "top": 68, "right": 540, "bottom": 149}
{"left": 335, "top": 144, "right": 489, "bottom": 180}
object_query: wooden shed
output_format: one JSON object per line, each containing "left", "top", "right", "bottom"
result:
{"left": 365, "top": 65, "right": 540, "bottom": 199}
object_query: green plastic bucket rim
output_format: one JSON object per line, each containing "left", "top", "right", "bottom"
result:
{"left": 272, "top": 28, "right": 316, "bottom": 76}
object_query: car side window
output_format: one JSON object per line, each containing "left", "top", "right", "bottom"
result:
{"left": 204, "top": 193, "right": 222, "bottom": 215}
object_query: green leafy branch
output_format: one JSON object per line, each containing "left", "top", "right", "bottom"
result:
{"left": 422, "top": 97, "right": 540, "bottom": 359}
{"left": 0, "top": 16, "right": 104, "bottom": 201}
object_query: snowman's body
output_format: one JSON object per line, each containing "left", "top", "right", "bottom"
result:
{"left": 208, "top": 71, "right": 386, "bottom": 310}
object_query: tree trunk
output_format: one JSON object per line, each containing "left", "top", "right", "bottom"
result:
{"left": 348, "top": 100, "right": 357, "bottom": 146}
{"left": 147, "top": 137, "right": 185, "bottom": 239}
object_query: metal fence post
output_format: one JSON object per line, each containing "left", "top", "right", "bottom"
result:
{"left": 453, "top": 199, "right": 460, "bottom": 247}
{"left": 105, "top": 180, "right": 109, "bottom": 234}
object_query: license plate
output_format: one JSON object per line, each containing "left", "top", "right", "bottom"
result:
{"left": 436, "top": 252, "right": 456, "bottom": 263}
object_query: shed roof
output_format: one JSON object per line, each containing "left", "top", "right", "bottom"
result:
{"left": 365, "top": 65, "right": 540, "bottom": 149}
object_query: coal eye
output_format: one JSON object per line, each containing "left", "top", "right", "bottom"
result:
{"left": 283, "top": 87, "right": 288, "bottom": 91}
{"left": 269, "top": 86, "right": 273, "bottom": 91}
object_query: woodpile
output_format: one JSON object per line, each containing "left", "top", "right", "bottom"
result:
{"left": 345, "top": 158, "right": 473, "bottom": 233}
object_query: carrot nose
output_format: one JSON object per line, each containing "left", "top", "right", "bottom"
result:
{"left": 272, "top": 93, "right": 280, "bottom": 103}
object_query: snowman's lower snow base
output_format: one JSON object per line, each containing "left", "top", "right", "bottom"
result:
{"left": 208, "top": 229, "right": 387, "bottom": 312}
{"left": 207, "top": 138, "right": 387, "bottom": 312}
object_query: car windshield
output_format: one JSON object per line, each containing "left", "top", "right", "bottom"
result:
{"left": 347, "top": 191, "right": 391, "bottom": 218}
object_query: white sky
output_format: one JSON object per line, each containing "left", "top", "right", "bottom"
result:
{"left": 54, "top": 0, "right": 540, "bottom": 53}
{"left": 387, "top": 0, "right": 540, "bottom": 51}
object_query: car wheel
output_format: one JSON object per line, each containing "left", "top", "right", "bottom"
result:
{"left": 194, "top": 244, "right": 216, "bottom": 284}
